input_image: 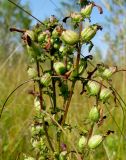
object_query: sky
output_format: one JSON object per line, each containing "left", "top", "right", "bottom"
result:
{"left": 20, "top": 0, "right": 109, "bottom": 58}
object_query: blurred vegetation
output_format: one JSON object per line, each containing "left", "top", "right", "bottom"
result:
{"left": 0, "top": 0, "right": 126, "bottom": 159}
{"left": 0, "top": 0, "right": 31, "bottom": 59}
{"left": 101, "top": 0, "right": 126, "bottom": 65}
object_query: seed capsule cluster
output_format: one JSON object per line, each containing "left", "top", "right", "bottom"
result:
{"left": 10, "top": 0, "right": 117, "bottom": 159}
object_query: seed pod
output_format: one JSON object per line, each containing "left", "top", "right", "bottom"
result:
{"left": 81, "top": 3, "right": 94, "bottom": 18}
{"left": 88, "top": 135, "right": 103, "bottom": 149}
{"left": 86, "top": 81, "right": 100, "bottom": 96}
{"left": 59, "top": 151, "right": 67, "bottom": 160}
{"left": 89, "top": 106, "right": 100, "bottom": 122}
{"left": 78, "top": 136, "right": 87, "bottom": 150}
{"left": 53, "top": 62, "right": 66, "bottom": 75}
{"left": 40, "top": 73, "right": 51, "bottom": 87}
{"left": 81, "top": 25, "right": 98, "bottom": 42}
{"left": 71, "top": 12, "right": 83, "bottom": 23}
{"left": 100, "top": 88, "right": 112, "bottom": 102}
{"left": 27, "top": 67, "right": 37, "bottom": 78}
{"left": 102, "top": 67, "right": 116, "bottom": 79}
{"left": 61, "top": 30, "right": 79, "bottom": 45}
{"left": 38, "top": 32, "right": 46, "bottom": 44}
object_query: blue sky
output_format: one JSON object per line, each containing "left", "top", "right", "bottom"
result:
{"left": 20, "top": 0, "right": 109, "bottom": 58}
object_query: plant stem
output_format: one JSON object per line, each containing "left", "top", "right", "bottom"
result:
{"left": 36, "top": 60, "right": 54, "bottom": 152}
{"left": 61, "top": 81, "right": 76, "bottom": 125}
{"left": 43, "top": 120, "right": 55, "bottom": 152}
{"left": 51, "top": 57, "right": 56, "bottom": 111}
{"left": 36, "top": 61, "right": 43, "bottom": 110}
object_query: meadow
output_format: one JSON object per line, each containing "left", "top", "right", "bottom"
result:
{"left": 0, "top": 53, "right": 126, "bottom": 160}
{"left": 0, "top": 0, "right": 126, "bottom": 159}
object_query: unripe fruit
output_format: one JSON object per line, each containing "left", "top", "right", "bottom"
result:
{"left": 38, "top": 32, "right": 46, "bottom": 44}
{"left": 71, "top": 12, "right": 83, "bottom": 23}
{"left": 61, "top": 30, "right": 79, "bottom": 45}
{"left": 53, "top": 62, "right": 66, "bottom": 75}
{"left": 100, "top": 88, "right": 112, "bottom": 102}
{"left": 89, "top": 107, "right": 100, "bottom": 122}
{"left": 86, "top": 81, "right": 100, "bottom": 96}
{"left": 52, "top": 29, "right": 59, "bottom": 38}
{"left": 78, "top": 136, "right": 87, "bottom": 150}
{"left": 81, "top": 25, "right": 98, "bottom": 42}
{"left": 27, "top": 67, "right": 37, "bottom": 78}
{"left": 102, "top": 67, "right": 116, "bottom": 79}
{"left": 88, "top": 135, "right": 103, "bottom": 149}
{"left": 40, "top": 73, "right": 51, "bottom": 87}
{"left": 59, "top": 151, "right": 67, "bottom": 160}
{"left": 81, "top": 3, "right": 94, "bottom": 18}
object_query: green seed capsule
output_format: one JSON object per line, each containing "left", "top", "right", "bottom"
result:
{"left": 102, "top": 67, "right": 116, "bottom": 79}
{"left": 52, "top": 29, "right": 60, "bottom": 39}
{"left": 86, "top": 81, "right": 100, "bottom": 96}
{"left": 100, "top": 88, "right": 112, "bottom": 102}
{"left": 27, "top": 67, "right": 37, "bottom": 78}
{"left": 38, "top": 32, "right": 46, "bottom": 44}
{"left": 78, "top": 136, "right": 87, "bottom": 150}
{"left": 61, "top": 30, "right": 79, "bottom": 45}
{"left": 81, "top": 3, "right": 94, "bottom": 18}
{"left": 53, "top": 62, "right": 66, "bottom": 75}
{"left": 81, "top": 25, "right": 98, "bottom": 42}
{"left": 88, "top": 135, "right": 103, "bottom": 149}
{"left": 59, "top": 151, "right": 67, "bottom": 160}
{"left": 40, "top": 73, "right": 51, "bottom": 87}
{"left": 89, "top": 107, "right": 100, "bottom": 122}
{"left": 71, "top": 12, "right": 83, "bottom": 23}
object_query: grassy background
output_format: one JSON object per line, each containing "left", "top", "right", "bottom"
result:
{"left": 0, "top": 53, "right": 126, "bottom": 160}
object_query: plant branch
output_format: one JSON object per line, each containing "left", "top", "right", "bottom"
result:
{"left": 36, "top": 60, "right": 54, "bottom": 152}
